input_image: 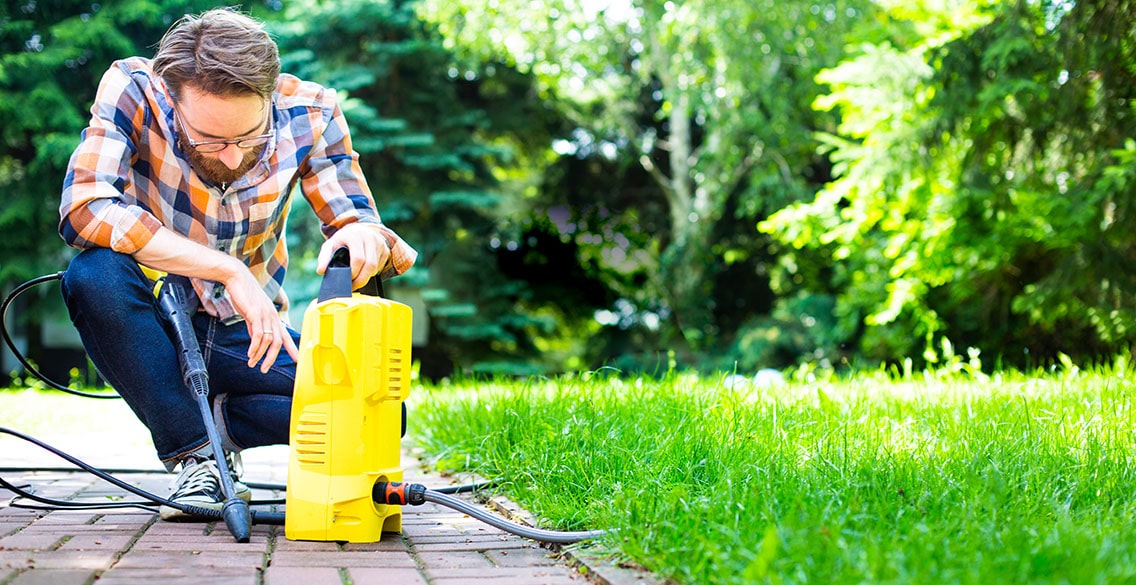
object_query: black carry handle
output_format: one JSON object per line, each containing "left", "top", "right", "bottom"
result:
{"left": 317, "top": 247, "right": 384, "bottom": 302}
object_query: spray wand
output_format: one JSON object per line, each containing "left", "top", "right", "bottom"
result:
{"left": 153, "top": 273, "right": 252, "bottom": 543}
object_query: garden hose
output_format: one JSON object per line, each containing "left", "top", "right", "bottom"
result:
{"left": 376, "top": 482, "right": 608, "bottom": 544}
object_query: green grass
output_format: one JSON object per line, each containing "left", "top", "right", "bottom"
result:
{"left": 408, "top": 361, "right": 1136, "bottom": 584}
{"left": 0, "top": 387, "right": 156, "bottom": 467}
{"left": 0, "top": 388, "right": 132, "bottom": 434}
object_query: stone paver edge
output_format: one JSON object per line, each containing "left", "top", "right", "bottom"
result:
{"left": 482, "top": 494, "right": 670, "bottom": 585}
{"left": 416, "top": 459, "right": 669, "bottom": 585}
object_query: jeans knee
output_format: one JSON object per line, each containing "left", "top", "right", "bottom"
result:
{"left": 62, "top": 248, "right": 143, "bottom": 307}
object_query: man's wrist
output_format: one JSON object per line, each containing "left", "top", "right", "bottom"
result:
{"left": 216, "top": 253, "right": 250, "bottom": 287}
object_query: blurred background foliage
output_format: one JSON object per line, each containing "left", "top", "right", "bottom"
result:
{"left": 2, "top": 0, "right": 1133, "bottom": 380}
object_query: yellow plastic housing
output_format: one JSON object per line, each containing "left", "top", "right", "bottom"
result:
{"left": 285, "top": 293, "right": 412, "bottom": 542}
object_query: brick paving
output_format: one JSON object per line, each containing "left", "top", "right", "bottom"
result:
{"left": 0, "top": 446, "right": 660, "bottom": 585}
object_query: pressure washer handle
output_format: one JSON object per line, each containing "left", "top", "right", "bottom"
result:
{"left": 154, "top": 273, "right": 252, "bottom": 542}
{"left": 317, "top": 247, "right": 384, "bottom": 302}
{"left": 155, "top": 274, "right": 207, "bottom": 391}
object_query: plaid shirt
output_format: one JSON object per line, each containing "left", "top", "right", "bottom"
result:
{"left": 60, "top": 57, "right": 416, "bottom": 319}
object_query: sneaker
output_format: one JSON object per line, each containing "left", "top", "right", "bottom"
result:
{"left": 159, "top": 455, "right": 252, "bottom": 521}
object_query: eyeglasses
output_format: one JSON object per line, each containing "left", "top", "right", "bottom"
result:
{"left": 173, "top": 103, "right": 274, "bottom": 154}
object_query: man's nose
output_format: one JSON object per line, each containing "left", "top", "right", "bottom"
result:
{"left": 218, "top": 143, "right": 243, "bottom": 169}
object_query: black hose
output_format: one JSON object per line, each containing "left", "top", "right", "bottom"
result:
{"left": 433, "top": 480, "right": 498, "bottom": 495}
{"left": 373, "top": 481, "right": 607, "bottom": 544}
{"left": 0, "top": 466, "right": 164, "bottom": 474}
{"left": 0, "top": 426, "right": 244, "bottom": 516}
{"left": 0, "top": 272, "right": 118, "bottom": 399}
{"left": 423, "top": 490, "right": 607, "bottom": 544}
{"left": 234, "top": 480, "right": 498, "bottom": 494}
{"left": 0, "top": 429, "right": 284, "bottom": 526}
{"left": 0, "top": 474, "right": 160, "bottom": 513}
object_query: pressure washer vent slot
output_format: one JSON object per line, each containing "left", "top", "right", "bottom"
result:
{"left": 294, "top": 411, "right": 329, "bottom": 466}
{"left": 388, "top": 347, "right": 405, "bottom": 398}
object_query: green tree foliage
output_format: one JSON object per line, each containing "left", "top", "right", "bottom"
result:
{"left": 2, "top": 1, "right": 183, "bottom": 285}
{"left": 275, "top": 0, "right": 571, "bottom": 376}
{"left": 417, "top": 0, "right": 874, "bottom": 357}
{"left": 762, "top": 0, "right": 1136, "bottom": 365}
{"left": 12, "top": 0, "right": 1133, "bottom": 376}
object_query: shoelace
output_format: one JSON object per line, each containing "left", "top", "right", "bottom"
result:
{"left": 226, "top": 451, "right": 243, "bottom": 480}
{"left": 170, "top": 460, "right": 221, "bottom": 498}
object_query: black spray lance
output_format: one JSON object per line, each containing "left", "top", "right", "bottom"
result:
{"left": 154, "top": 273, "right": 252, "bottom": 542}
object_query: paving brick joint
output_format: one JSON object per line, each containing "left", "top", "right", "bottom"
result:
{"left": 0, "top": 449, "right": 664, "bottom": 585}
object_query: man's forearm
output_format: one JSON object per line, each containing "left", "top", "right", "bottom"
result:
{"left": 133, "top": 227, "right": 246, "bottom": 286}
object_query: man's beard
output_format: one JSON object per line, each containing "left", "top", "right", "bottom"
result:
{"left": 179, "top": 131, "right": 266, "bottom": 188}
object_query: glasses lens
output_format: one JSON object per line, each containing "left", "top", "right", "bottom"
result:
{"left": 190, "top": 135, "right": 271, "bottom": 153}
{"left": 192, "top": 143, "right": 228, "bottom": 154}
{"left": 237, "top": 136, "right": 271, "bottom": 149}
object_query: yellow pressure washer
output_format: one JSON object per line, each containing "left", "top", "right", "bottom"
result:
{"left": 280, "top": 249, "right": 605, "bottom": 544}
{"left": 285, "top": 247, "right": 412, "bottom": 542}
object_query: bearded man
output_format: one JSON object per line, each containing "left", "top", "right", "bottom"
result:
{"left": 57, "top": 8, "right": 416, "bottom": 520}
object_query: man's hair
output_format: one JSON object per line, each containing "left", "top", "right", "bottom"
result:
{"left": 152, "top": 8, "right": 280, "bottom": 102}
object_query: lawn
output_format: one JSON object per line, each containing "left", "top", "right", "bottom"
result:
{"left": 408, "top": 358, "right": 1136, "bottom": 584}
{"left": 0, "top": 387, "right": 157, "bottom": 469}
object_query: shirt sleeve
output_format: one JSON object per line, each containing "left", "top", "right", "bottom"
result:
{"left": 59, "top": 62, "right": 163, "bottom": 253}
{"left": 300, "top": 89, "right": 417, "bottom": 276}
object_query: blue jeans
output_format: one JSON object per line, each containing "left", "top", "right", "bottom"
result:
{"left": 61, "top": 248, "right": 298, "bottom": 470}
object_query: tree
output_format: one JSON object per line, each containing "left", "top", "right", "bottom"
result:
{"left": 417, "top": 0, "right": 874, "bottom": 356}
{"left": 761, "top": 0, "right": 1136, "bottom": 365}
{"left": 275, "top": 0, "right": 570, "bottom": 376}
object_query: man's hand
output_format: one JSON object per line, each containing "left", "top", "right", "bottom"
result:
{"left": 316, "top": 222, "right": 392, "bottom": 290}
{"left": 135, "top": 227, "right": 298, "bottom": 373}
{"left": 222, "top": 268, "right": 300, "bottom": 373}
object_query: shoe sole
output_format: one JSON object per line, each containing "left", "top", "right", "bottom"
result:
{"left": 159, "top": 487, "right": 253, "bottom": 522}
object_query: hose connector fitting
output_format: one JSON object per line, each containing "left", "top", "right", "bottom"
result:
{"left": 373, "top": 482, "right": 427, "bottom": 506}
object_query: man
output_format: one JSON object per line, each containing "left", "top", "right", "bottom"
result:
{"left": 57, "top": 8, "right": 416, "bottom": 520}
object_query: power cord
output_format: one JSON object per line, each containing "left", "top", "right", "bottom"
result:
{"left": 1, "top": 272, "right": 117, "bottom": 399}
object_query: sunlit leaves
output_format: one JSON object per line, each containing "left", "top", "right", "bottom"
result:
{"left": 763, "top": 0, "right": 1136, "bottom": 364}
{"left": 419, "top": 0, "right": 874, "bottom": 348}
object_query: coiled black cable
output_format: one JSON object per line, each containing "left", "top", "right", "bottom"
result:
{"left": 1, "top": 272, "right": 118, "bottom": 399}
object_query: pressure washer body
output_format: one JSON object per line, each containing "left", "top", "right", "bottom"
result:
{"left": 284, "top": 251, "right": 412, "bottom": 542}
